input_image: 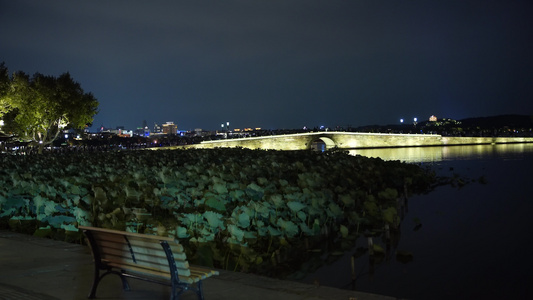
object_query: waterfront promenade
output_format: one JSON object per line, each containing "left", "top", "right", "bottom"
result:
{"left": 0, "top": 230, "right": 397, "bottom": 300}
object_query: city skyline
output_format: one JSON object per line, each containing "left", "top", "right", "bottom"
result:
{"left": 1, "top": 1, "right": 532, "bottom": 131}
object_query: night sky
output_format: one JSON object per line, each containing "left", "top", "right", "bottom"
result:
{"left": 1, "top": 1, "right": 532, "bottom": 131}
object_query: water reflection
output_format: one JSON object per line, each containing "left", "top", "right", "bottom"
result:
{"left": 306, "top": 143, "right": 533, "bottom": 300}
{"left": 348, "top": 143, "right": 533, "bottom": 162}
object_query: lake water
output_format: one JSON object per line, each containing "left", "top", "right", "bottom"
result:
{"left": 300, "top": 143, "right": 533, "bottom": 300}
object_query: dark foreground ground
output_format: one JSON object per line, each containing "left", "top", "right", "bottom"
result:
{"left": 0, "top": 230, "right": 399, "bottom": 300}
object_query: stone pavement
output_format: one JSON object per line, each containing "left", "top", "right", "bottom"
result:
{"left": 0, "top": 230, "right": 398, "bottom": 300}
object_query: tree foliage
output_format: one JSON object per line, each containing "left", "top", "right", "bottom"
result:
{"left": 0, "top": 62, "right": 11, "bottom": 117}
{"left": 0, "top": 63, "right": 99, "bottom": 153}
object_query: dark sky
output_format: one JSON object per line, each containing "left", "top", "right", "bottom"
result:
{"left": 1, "top": 1, "right": 532, "bottom": 131}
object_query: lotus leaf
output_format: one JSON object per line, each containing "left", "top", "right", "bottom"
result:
{"left": 277, "top": 218, "right": 299, "bottom": 237}
{"left": 93, "top": 187, "right": 107, "bottom": 203}
{"left": 0, "top": 208, "right": 16, "bottom": 218}
{"left": 371, "top": 243, "right": 385, "bottom": 254}
{"left": 54, "top": 205, "right": 70, "bottom": 214}
{"left": 312, "top": 219, "right": 321, "bottom": 233}
{"left": 257, "top": 226, "right": 268, "bottom": 237}
{"left": 183, "top": 213, "right": 202, "bottom": 227}
{"left": 10, "top": 215, "right": 34, "bottom": 220}
{"left": 42, "top": 215, "right": 77, "bottom": 228}
{"left": 378, "top": 188, "right": 399, "bottom": 201}
{"left": 205, "top": 197, "right": 226, "bottom": 212}
{"left": 69, "top": 185, "right": 83, "bottom": 195}
{"left": 81, "top": 195, "right": 91, "bottom": 205}
{"left": 284, "top": 193, "right": 301, "bottom": 201}
{"left": 339, "top": 194, "right": 355, "bottom": 207}
{"left": 297, "top": 211, "right": 307, "bottom": 222}
{"left": 212, "top": 183, "right": 228, "bottom": 194}
{"left": 327, "top": 202, "right": 343, "bottom": 218}
{"left": 255, "top": 177, "right": 268, "bottom": 186}
{"left": 71, "top": 195, "right": 81, "bottom": 206}
{"left": 340, "top": 225, "right": 349, "bottom": 238}
{"left": 176, "top": 226, "right": 189, "bottom": 238}
{"left": 245, "top": 186, "right": 263, "bottom": 201}
{"left": 269, "top": 194, "right": 283, "bottom": 208}
{"left": 235, "top": 211, "right": 251, "bottom": 229}
{"left": 299, "top": 222, "right": 314, "bottom": 236}
{"left": 382, "top": 207, "right": 398, "bottom": 225}
{"left": 200, "top": 227, "right": 215, "bottom": 241}
{"left": 228, "top": 224, "right": 245, "bottom": 242}
{"left": 267, "top": 225, "right": 282, "bottom": 236}
{"left": 33, "top": 195, "right": 45, "bottom": 211}
{"left": 227, "top": 182, "right": 240, "bottom": 190}
{"left": 164, "top": 186, "right": 180, "bottom": 197}
{"left": 43, "top": 200, "right": 58, "bottom": 216}
{"left": 363, "top": 200, "right": 380, "bottom": 217}
{"left": 71, "top": 207, "right": 91, "bottom": 225}
{"left": 287, "top": 201, "right": 306, "bottom": 213}
{"left": 61, "top": 223, "right": 78, "bottom": 231}
{"left": 2, "top": 195, "right": 25, "bottom": 210}
{"left": 229, "top": 189, "right": 245, "bottom": 202}
{"left": 203, "top": 211, "right": 225, "bottom": 230}
{"left": 243, "top": 230, "right": 257, "bottom": 239}
{"left": 251, "top": 201, "right": 271, "bottom": 218}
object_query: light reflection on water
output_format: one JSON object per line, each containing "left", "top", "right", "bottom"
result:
{"left": 348, "top": 143, "right": 533, "bottom": 163}
{"left": 302, "top": 143, "right": 533, "bottom": 300}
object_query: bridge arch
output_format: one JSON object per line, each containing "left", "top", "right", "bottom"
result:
{"left": 309, "top": 136, "right": 337, "bottom": 151}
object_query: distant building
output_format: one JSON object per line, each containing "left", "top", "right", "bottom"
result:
{"left": 153, "top": 123, "right": 162, "bottom": 134}
{"left": 118, "top": 130, "right": 133, "bottom": 137}
{"left": 134, "top": 127, "right": 150, "bottom": 137}
{"left": 162, "top": 122, "right": 177, "bottom": 135}
{"left": 429, "top": 115, "right": 437, "bottom": 122}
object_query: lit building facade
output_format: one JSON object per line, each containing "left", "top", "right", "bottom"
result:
{"left": 162, "top": 122, "right": 177, "bottom": 135}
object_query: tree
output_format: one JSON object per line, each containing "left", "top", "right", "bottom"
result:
{"left": 6, "top": 70, "right": 99, "bottom": 153}
{"left": 0, "top": 62, "right": 11, "bottom": 118}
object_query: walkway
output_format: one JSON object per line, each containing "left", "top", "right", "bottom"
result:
{"left": 0, "top": 230, "right": 399, "bottom": 300}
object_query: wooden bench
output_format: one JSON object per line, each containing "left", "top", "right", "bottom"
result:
{"left": 79, "top": 226, "right": 218, "bottom": 300}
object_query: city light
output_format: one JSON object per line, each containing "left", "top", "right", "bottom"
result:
{"left": 400, "top": 119, "right": 404, "bottom": 123}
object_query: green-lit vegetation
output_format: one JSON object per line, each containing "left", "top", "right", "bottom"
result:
{"left": 0, "top": 62, "right": 98, "bottom": 154}
{"left": 0, "top": 148, "right": 437, "bottom": 278}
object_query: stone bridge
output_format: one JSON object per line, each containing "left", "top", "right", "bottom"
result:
{"left": 183, "top": 132, "right": 533, "bottom": 151}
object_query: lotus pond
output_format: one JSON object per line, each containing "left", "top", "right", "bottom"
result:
{"left": 0, "top": 148, "right": 441, "bottom": 278}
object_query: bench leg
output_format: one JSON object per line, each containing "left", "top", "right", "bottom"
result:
{"left": 119, "top": 271, "right": 131, "bottom": 291}
{"left": 88, "top": 264, "right": 100, "bottom": 298}
{"left": 88, "top": 268, "right": 131, "bottom": 298}
{"left": 197, "top": 280, "right": 205, "bottom": 300}
{"left": 170, "top": 280, "right": 204, "bottom": 300}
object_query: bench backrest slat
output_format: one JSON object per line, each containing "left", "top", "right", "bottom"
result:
{"left": 91, "top": 233, "right": 188, "bottom": 261}
{"left": 79, "top": 226, "right": 192, "bottom": 278}
{"left": 98, "top": 246, "right": 190, "bottom": 273}
{"left": 80, "top": 225, "right": 176, "bottom": 242}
